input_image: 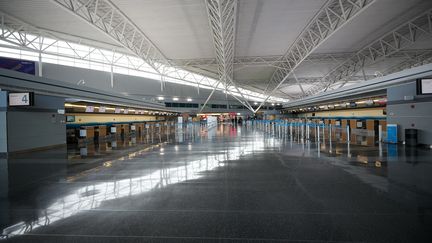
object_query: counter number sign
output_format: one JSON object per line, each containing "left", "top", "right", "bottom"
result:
{"left": 8, "top": 92, "right": 34, "bottom": 106}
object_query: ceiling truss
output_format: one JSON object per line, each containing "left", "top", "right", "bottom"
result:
{"left": 52, "top": 0, "right": 171, "bottom": 74}
{"left": 254, "top": 0, "right": 376, "bottom": 112}
{"left": 1, "top": 1, "right": 431, "bottom": 109}
{"left": 305, "top": 8, "right": 432, "bottom": 96}
{"left": 0, "top": 10, "right": 219, "bottom": 91}
{"left": 203, "top": 0, "right": 256, "bottom": 113}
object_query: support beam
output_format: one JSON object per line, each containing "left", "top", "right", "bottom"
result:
{"left": 170, "top": 52, "right": 356, "bottom": 68}
{"left": 204, "top": 0, "right": 254, "bottom": 113}
{"left": 0, "top": 10, "right": 218, "bottom": 93}
{"left": 254, "top": 0, "right": 376, "bottom": 112}
{"left": 304, "top": 9, "right": 432, "bottom": 96}
{"left": 51, "top": 0, "right": 172, "bottom": 73}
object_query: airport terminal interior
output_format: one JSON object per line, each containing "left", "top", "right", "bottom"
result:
{"left": 1, "top": 0, "right": 432, "bottom": 242}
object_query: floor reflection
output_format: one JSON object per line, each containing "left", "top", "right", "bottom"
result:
{"left": 1, "top": 123, "right": 432, "bottom": 241}
{"left": 1, "top": 124, "right": 275, "bottom": 239}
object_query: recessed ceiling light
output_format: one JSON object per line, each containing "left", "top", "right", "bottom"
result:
{"left": 187, "top": 98, "right": 192, "bottom": 102}
{"left": 157, "top": 97, "right": 164, "bottom": 100}
{"left": 173, "top": 97, "right": 179, "bottom": 101}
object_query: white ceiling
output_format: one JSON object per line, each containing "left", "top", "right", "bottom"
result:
{"left": 1, "top": 0, "right": 432, "bottom": 100}
{"left": 236, "top": 0, "right": 326, "bottom": 56}
{"left": 0, "top": 0, "right": 118, "bottom": 48}
{"left": 112, "top": 0, "right": 215, "bottom": 59}
{"left": 315, "top": 0, "right": 432, "bottom": 53}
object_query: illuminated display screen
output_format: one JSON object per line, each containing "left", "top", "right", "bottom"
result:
{"left": 420, "top": 78, "right": 432, "bottom": 94}
{"left": 0, "top": 57, "right": 36, "bottom": 75}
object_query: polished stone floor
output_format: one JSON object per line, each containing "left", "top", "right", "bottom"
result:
{"left": 1, "top": 124, "right": 432, "bottom": 242}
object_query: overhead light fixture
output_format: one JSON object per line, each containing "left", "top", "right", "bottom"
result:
{"left": 173, "top": 97, "right": 179, "bottom": 101}
{"left": 187, "top": 98, "right": 192, "bottom": 102}
{"left": 276, "top": 103, "right": 280, "bottom": 106}
{"left": 271, "top": 103, "right": 275, "bottom": 106}
{"left": 254, "top": 102, "right": 258, "bottom": 105}
{"left": 157, "top": 97, "right": 164, "bottom": 100}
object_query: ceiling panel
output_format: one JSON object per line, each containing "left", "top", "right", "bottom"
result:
{"left": 112, "top": 0, "right": 214, "bottom": 59}
{"left": 0, "top": 0, "right": 118, "bottom": 48}
{"left": 236, "top": 0, "right": 326, "bottom": 57}
{"left": 1, "top": 0, "right": 432, "bottom": 100}
{"left": 315, "top": 0, "right": 432, "bottom": 53}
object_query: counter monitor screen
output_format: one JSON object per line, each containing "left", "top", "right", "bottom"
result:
{"left": 8, "top": 92, "right": 34, "bottom": 106}
{"left": 419, "top": 78, "right": 432, "bottom": 94}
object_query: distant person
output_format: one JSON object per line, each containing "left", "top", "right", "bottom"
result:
{"left": 238, "top": 117, "right": 243, "bottom": 124}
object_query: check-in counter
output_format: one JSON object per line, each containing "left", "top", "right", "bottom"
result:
{"left": 379, "top": 120, "right": 387, "bottom": 132}
{"left": 133, "top": 123, "right": 144, "bottom": 135}
{"left": 366, "top": 120, "right": 375, "bottom": 132}
{"left": 341, "top": 119, "right": 348, "bottom": 128}
{"left": 130, "top": 124, "right": 136, "bottom": 134}
{"left": 97, "top": 125, "right": 107, "bottom": 139}
{"left": 111, "top": 124, "right": 122, "bottom": 135}
{"left": 98, "top": 142, "right": 108, "bottom": 152}
{"left": 122, "top": 124, "right": 130, "bottom": 135}
{"left": 80, "top": 126, "right": 95, "bottom": 139}
{"left": 349, "top": 119, "right": 357, "bottom": 130}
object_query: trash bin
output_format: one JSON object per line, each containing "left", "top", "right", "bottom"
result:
{"left": 405, "top": 129, "right": 418, "bottom": 146}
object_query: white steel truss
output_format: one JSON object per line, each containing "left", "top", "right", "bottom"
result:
{"left": 277, "top": 49, "right": 432, "bottom": 91}
{"left": 50, "top": 0, "right": 285, "bottom": 107}
{"left": 382, "top": 49, "right": 432, "bottom": 76}
{"left": 203, "top": 0, "right": 255, "bottom": 112}
{"left": 304, "top": 9, "right": 432, "bottom": 96}
{"left": 0, "top": 11, "right": 287, "bottom": 104}
{"left": 52, "top": 0, "right": 170, "bottom": 73}
{"left": 254, "top": 0, "right": 375, "bottom": 112}
{"left": 171, "top": 49, "right": 429, "bottom": 75}
{"left": 170, "top": 53, "right": 355, "bottom": 68}
{"left": 0, "top": 11, "right": 219, "bottom": 90}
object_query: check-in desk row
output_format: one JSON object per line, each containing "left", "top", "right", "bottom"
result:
{"left": 71, "top": 121, "right": 176, "bottom": 143}
{"left": 302, "top": 118, "right": 386, "bottom": 132}
{"left": 302, "top": 118, "right": 387, "bottom": 145}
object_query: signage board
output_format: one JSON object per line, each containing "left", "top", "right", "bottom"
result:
{"left": 418, "top": 78, "right": 432, "bottom": 94}
{"left": 85, "top": 106, "right": 94, "bottom": 112}
{"left": 0, "top": 57, "right": 36, "bottom": 75}
{"left": 8, "top": 92, "right": 34, "bottom": 106}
